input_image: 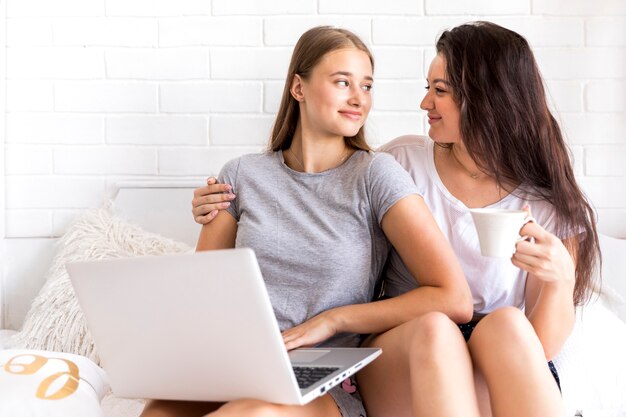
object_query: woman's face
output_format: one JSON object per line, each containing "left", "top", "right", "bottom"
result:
{"left": 294, "top": 47, "right": 373, "bottom": 141}
{"left": 420, "top": 54, "right": 462, "bottom": 144}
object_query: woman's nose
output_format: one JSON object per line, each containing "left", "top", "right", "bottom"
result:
{"left": 420, "top": 89, "right": 432, "bottom": 110}
{"left": 348, "top": 86, "right": 363, "bottom": 107}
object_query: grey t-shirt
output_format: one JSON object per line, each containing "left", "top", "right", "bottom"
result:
{"left": 218, "top": 149, "right": 418, "bottom": 347}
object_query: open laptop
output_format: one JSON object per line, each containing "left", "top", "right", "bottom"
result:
{"left": 67, "top": 248, "right": 381, "bottom": 405}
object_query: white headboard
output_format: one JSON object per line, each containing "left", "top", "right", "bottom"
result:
{"left": 1, "top": 182, "right": 202, "bottom": 331}
{"left": 111, "top": 181, "right": 201, "bottom": 247}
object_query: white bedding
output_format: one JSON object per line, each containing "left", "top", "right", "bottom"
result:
{"left": 555, "top": 299, "right": 626, "bottom": 417}
{"left": 1, "top": 183, "right": 625, "bottom": 417}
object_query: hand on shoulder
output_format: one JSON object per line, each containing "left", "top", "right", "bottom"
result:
{"left": 192, "top": 177, "right": 236, "bottom": 225}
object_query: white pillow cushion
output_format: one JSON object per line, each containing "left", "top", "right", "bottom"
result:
{"left": 554, "top": 299, "right": 626, "bottom": 417}
{"left": 0, "top": 349, "right": 108, "bottom": 417}
{"left": 8, "top": 206, "right": 192, "bottom": 365}
{"left": 597, "top": 234, "right": 626, "bottom": 323}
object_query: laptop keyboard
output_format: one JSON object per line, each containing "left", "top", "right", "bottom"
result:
{"left": 293, "top": 366, "right": 340, "bottom": 389}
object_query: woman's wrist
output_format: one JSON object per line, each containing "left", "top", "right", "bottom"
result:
{"left": 324, "top": 305, "right": 351, "bottom": 335}
{"left": 542, "top": 271, "right": 575, "bottom": 295}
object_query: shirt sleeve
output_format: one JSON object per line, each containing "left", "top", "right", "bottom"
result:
{"left": 368, "top": 152, "right": 420, "bottom": 225}
{"left": 217, "top": 157, "right": 241, "bottom": 221}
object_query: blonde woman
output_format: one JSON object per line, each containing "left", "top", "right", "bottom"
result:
{"left": 143, "top": 26, "right": 470, "bottom": 417}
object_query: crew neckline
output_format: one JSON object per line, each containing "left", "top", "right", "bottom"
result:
{"left": 279, "top": 149, "right": 359, "bottom": 176}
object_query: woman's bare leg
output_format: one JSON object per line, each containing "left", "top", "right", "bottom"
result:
{"left": 473, "top": 367, "right": 493, "bottom": 417}
{"left": 358, "top": 312, "right": 480, "bottom": 417}
{"left": 468, "top": 307, "right": 564, "bottom": 417}
{"left": 205, "top": 394, "right": 342, "bottom": 417}
{"left": 140, "top": 400, "right": 222, "bottom": 417}
{"left": 141, "top": 394, "right": 341, "bottom": 417}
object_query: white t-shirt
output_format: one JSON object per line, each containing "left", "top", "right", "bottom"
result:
{"left": 379, "top": 135, "right": 558, "bottom": 315}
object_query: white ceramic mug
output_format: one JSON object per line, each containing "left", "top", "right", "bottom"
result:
{"left": 469, "top": 208, "right": 533, "bottom": 258}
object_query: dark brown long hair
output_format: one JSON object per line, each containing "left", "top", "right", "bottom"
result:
{"left": 269, "top": 26, "right": 374, "bottom": 152}
{"left": 436, "top": 21, "right": 600, "bottom": 305}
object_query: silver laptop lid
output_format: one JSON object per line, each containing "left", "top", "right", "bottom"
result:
{"left": 68, "top": 249, "right": 303, "bottom": 403}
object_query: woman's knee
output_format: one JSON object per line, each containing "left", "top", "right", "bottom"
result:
{"left": 470, "top": 307, "right": 538, "bottom": 354}
{"left": 365, "top": 312, "right": 453, "bottom": 349}
{"left": 362, "top": 312, "right": 466, "bottom": 374}
{"left": 403, "top": 312, "right": 463, "bottom": 355}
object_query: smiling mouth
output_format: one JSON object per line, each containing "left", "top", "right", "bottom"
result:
{"left": 339, "top": 111, "right": 362, "bottom": 121}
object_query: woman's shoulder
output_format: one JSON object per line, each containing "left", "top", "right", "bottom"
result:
{"left": 225, "top": 151, "right": 274, "bottom": 168}
{"left": 377, "top": 135, "right": 430, "bottom": 153}
{"left": 219, "top": 151, "right": 275, "bottom": 178}
{"left": 377, "top": 136, "right": 430, "bottom": 170}
{"left": 346, "top": 150, "right": 406, "bottom": 179}
{"left": 365, "top": 150, "right": 418, "bottom": 188}
{"left": 362, "top": 149, "right": 401, "bottom": 169}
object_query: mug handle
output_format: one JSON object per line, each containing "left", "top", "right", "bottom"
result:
{"left": 516, "top": 215, "right": 536, "bottom": 243}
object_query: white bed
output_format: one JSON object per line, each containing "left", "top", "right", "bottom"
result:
{"left": 1, "top": 182, "right": 625, "bottom": 417}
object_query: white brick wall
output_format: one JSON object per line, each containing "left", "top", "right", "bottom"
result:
{"left": 1, "top": 0, "right": 6, "bottom": 242}
{"left": 264, "top": 17, "right": 371, "bottom": 46}
{"left": 106, "top": 115, "right": 208, "bottom": 145}
{"left": 210, "top": 115, "right": 274, "bottom": 146}
{"left": 7, "top": 114, "right": 103, "bottom": 144}
{"left": 159, "top": 82, "right": 262, "bottom": 113}
{"left": 319, "top": 0, "right": 423, "bottom": 15}
{"left": 7, "top": 0, "right": 103, "bottom": 18}
{"left": 106, "top": 48, "right": 210, "bottom": 80}
{"left": 532, "top": 0, "right": 626, "bottom": 16}
{"left": 105, "top": 0, "right": 211, "bottom": 17}
{"left": 425, "top": 0, "right": 529, "bottom": 16}
{"left": 210, "top": 48, "right": 291, "bottom": 79}
{"left": 7, "top": 47, "right": 104, "bottom": 79}
{"left": 1, "top": 0, "right": 625, "bottom": 240}
{"left": 212, "top": 0, "right": 316, "bottom": 16}
{"left": 158, "top": 17, "right": 262, "bottom": 47}
{"left": 53, "top": 18, "right": 157, "bottom": 47}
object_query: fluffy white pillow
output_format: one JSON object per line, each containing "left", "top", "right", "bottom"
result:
{"left": 0, "top": 349, "right": 108, "bottom": 417}
{"left": 8, "top": 206, "right": 192, "bottom": 365}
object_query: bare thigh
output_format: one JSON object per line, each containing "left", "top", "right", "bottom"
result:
{"left": 473, "top": 367, "right": 492, "bottom": 417}
{"left": 208, "top": 395, "right": 343, "bottom": 417}
{"left": 468, "top": 307, "right": 563, "bottom": 417}
{"left": 141, "top": 395, "right": 342, "bottom": 417}
{"left": 140, "top": 399, "right": 222, "bottom": 417}
{"left": 358, "top": 312, "right": 477, "bottom": 417}
{"left": 357, "top": 320, "right": 418, "bottom": 417}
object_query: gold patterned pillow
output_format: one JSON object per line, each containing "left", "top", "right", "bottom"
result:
{"left": 0, "top": 349, "right": 108, "bottom": 416}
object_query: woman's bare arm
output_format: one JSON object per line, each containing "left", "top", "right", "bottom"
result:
{"left": 196, "top": 210, "right": 238, "bottom": 251}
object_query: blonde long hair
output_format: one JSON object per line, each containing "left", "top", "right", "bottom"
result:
{"left": 269, "top": 26, "right": 374, "bottom": 152}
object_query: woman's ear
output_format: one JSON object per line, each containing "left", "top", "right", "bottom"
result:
{"left": 290, "top": 74, "right": 305, "bottom": 102}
